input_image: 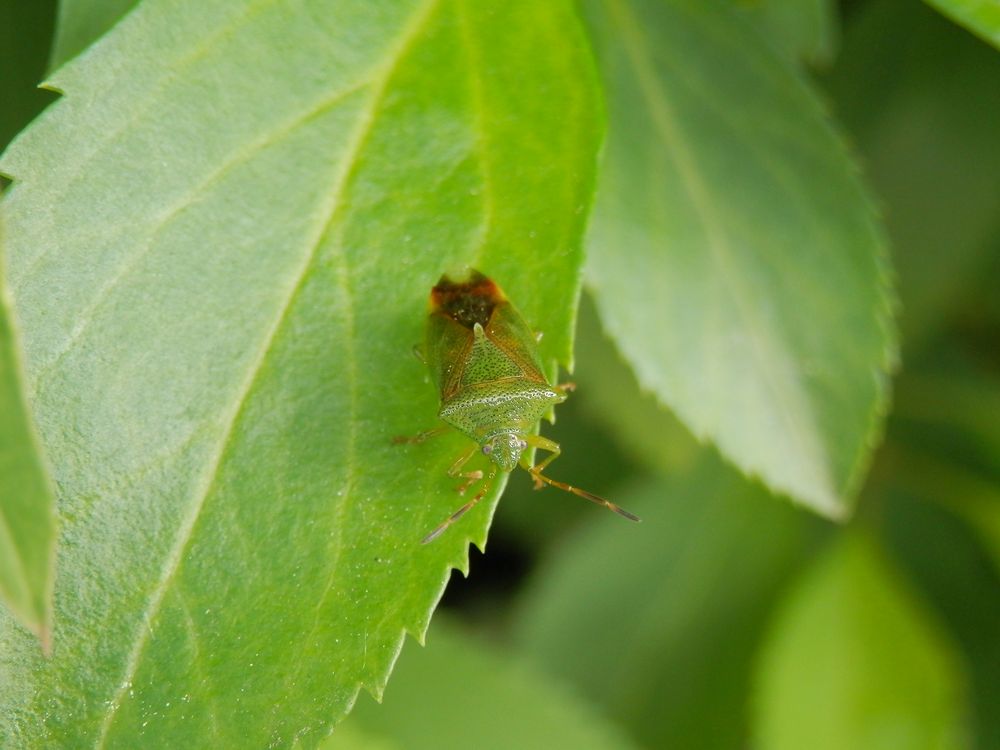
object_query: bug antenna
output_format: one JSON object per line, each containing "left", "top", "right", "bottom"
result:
{"left": 421, "top": 467, "right": 497, "bottom": 544}
{"left": 530, "top": 471, "right": 640, "bottom": 522}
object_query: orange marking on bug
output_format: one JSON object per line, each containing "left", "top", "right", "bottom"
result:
{"left": 430, "top": 271, "right": 507, "bottom": 331}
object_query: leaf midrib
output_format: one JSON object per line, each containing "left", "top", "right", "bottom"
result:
{"left": 26, "top": 78, "right": 369, "bottom": 399}
{"left": 604, "top": 0, "right": 837, "bottom": 511}
{"left": 92, "top": 1, "right": 440, "bottom": 745}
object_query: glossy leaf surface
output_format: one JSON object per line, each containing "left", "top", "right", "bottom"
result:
{"left": 0, "top": 1, "right": 599, "bottom": 746}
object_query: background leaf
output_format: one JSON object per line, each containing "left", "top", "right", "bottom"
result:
{"left": 331, "top": 620, "right": 636, "bottom": 750}
{"left": 0, "top": 233, "right": 57, "bottom": 647}
{"left": 0, "top": 0, "right": 600, "bottom": 746}
{"left": 581, "top": 0, "right": 896, "bottom": 520}
{"left": 883, "top": 491, "right": 1000, "bottom": 749}
{"left": 48, "top": 0, "right": 137, "bottom": 70}
{"left": 753, "top": 533, "right": 968, "bottom": 750}
{"left": 514, "top": 457, "right": 825, "bottom": 750}
{"left": 887, "top": 358, "right": 1000, "bottom": 568}
{"left": 924, "top": 0, "right": 1000, "bottom": 50}
{"left": 732, "top": 0, "right": 839, "bottom": 65}
{"left": 0, "top": 0, "right": 59, "bottom": 652}
{"left": 824, "top": 0, "right": 1000, "bottom": 352}
{"left": 571, "top": 294, "right": 697, "bottom": 475}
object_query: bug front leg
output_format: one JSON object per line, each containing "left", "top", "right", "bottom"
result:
{"left": 447, "top": 443, "right": 483, "bottom": 495}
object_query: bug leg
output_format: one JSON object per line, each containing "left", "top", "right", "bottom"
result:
{"left": 552, "top": 382, "right": 576, "bottom": 402}
{"left": 520, "top": 434, "right": 562, "bottom": 490}
{"left": 520, "top": 434, "right": 640, "bottom": 523}
{"left": 391, "top": 426, "right": 448, "bottom": 445}
{"left": 447, "top": 444, "right": 483, "bottom": 495}
{"left": 530, "top": 471, "right": 641, "bottom": 522}
{"left": 422, "top": 468, "right": 497, "bottom": 544}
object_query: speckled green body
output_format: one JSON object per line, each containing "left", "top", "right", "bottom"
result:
{"left": 426, "top": 271, "right": 563, "bottom": 472}
{"left": 437, "top": 324, "right": 564, "bottom": 441}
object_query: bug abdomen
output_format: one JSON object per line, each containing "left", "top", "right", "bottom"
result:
{"left": 439, "top": 380, "right": 563, "bottom": 442}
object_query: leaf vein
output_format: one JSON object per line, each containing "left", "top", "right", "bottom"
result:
{"left": 265, "top": 0, "right": 443, "bottom": 731}
{"left": 606, "top": 0, "right": 835, "bottom": 504}
{"left": 12, "top": 0, "right": 283, "bottom": 287}
{"left": 176, "top": 591, "right": 222, "bottom": 742}
{"left": 27, "top": 78, "right": 369, "bottom": 395}
{"left": 92, "top": 2, "right": 441, "bottom": 745}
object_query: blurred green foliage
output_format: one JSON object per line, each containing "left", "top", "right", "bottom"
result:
{"left": 0, "top": 0, "right": 56, "bottom": 151}
{"left": 1, "top": 0, "right": 998, "bottom": 748}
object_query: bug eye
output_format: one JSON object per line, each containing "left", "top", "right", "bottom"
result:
{"left": 482, "top": 444, "right": 493, "bottom": 455}
{"left": 518, "top": 439, "right": 528, "bottom": 450}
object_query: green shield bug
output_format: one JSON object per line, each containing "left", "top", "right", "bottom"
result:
{"left": 395, "top": 269, "right": 640, "bottom": 543}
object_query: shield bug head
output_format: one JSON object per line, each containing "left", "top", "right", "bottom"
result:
{"left": 481, "top": 433, "right": 528, "bottom": 473}
{"left": 395, "top": 269, "right": 640, "bottom": 543}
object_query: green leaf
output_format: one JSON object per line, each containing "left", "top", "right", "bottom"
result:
{"left": 924, "top": 0, "right": 1000, "bottom": 50}
{"left": 0, "top": 0, "right": 59, "bottom": 647}
{"left": 0, "top": 231, "right": 57, "bottom": 648}
{"left": 888, "top": 358, "right": 1000, "bottom": 569}
{"left": 581, "top": 0, "right": 896, "bottom": 520}
{"left": 883, "top": 493, "right": 1000, "bottom": 749}
{"left": 732, "top": 0, "right": 839, "bottom": 65}
{"left": 824, "top": 0, "right": 1000, "bottom": 352}
{"left": 0, "top": 1, "right": 600, "bottom": 746}
{"left": 754, "top": 533, "right": 968, "bottom": 750}
{"left": 49, "top": 0, "right": 137, "bottom": 70}
{"left": 514, "top": 456, "right": 823, "bottom": 749}
{"left": 573, "top": 292, "right": 697, "bottom": 475}
{"left": 332, "top": 620, "right": 637, "bottom": 750}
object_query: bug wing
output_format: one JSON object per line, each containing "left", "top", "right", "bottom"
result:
{"left": 484, "top": 299, "right": 549, "bottom": 384}
{"left": 426, "top": 310, "right": 474, "bottom": 400}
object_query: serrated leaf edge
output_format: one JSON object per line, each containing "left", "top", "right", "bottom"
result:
{"left": 586, "top": 0, "right": 898, "bottom": 519}
{"left": 92, "top": 2, "right": 445, "bottom": 744}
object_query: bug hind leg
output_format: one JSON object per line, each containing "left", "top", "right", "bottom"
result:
{"left": 520, "top": 434, "right": 640, "bottom": 522}
{"left": 391, "top": 426, "right": 448, "bottom": 445}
